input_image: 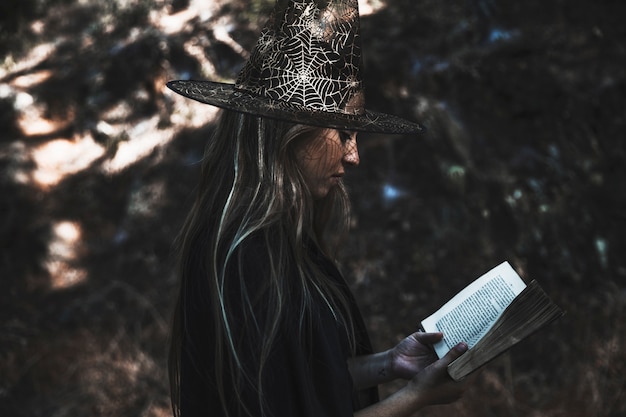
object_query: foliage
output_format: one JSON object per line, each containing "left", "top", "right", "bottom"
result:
{"left": 0, "top": 0, "right": 624, "bottom": 416}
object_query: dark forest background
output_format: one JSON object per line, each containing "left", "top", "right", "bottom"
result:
{"left": 1, "top": 0, "right": 624, "bottom": 416}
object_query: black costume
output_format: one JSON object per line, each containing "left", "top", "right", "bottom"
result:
{"left": 180, "top": 236, "right": 378, "bottom": 416}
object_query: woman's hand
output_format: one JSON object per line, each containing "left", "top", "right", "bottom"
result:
{"left": 348, "top": 331, "right": 468, "bottom": 391}
{"left": 407, "top": 341, "right": 471, "bottom": 406}
{"left": 389, "top": 331, "right": 445, "bottom": 380}
{"left": 353, "top": 342, "right": 471, "bottom": 417}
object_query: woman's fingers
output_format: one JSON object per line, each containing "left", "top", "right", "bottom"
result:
{"left": 439, "top": 342, "right": 468, "bottom": 366}
{"left": 411, "top": 331, "right": 444, "bottom": 345}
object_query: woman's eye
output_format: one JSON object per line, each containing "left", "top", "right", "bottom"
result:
{"left": 339, "top": 131, "right": 352, "bottom": 143}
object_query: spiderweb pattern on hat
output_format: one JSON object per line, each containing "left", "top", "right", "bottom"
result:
{"left": 166, "top": 0, "right": 424, "bottom": 134}
{"left": 236, "top": 0, "right": 364, "bottom": 115}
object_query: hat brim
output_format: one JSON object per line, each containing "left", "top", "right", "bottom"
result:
{"left": 167, "top": 80, "right": 425, "bottom": 135}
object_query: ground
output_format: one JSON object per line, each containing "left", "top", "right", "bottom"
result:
{"left": 0, "top": 0, "right": 624, "bottom": 416}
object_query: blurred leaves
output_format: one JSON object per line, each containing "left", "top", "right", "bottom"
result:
{"left": 0, "top": 0, "right": 625, "bottom": 416}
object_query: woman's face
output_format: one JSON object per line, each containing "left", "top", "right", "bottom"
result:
{"left": 294, "top": 128, "right": 360, "bottom": 199}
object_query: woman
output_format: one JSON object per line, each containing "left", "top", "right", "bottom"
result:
{"left": 167, "top": 1, "right": 470, "bottom": 416}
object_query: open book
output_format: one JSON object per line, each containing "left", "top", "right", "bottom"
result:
{"left": 421, "top": 261, "right": 564, "bottom": 381}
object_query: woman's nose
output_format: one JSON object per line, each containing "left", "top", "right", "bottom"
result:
{"left": 343, "top": 138, "right": 360, "bottom": 166}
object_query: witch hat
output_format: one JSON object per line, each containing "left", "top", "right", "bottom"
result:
{"left": 167, "top": 0, "right": 423, "bottom": 134}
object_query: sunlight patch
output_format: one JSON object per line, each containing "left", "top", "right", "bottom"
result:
{"left": 11, "top": 69, "right": 54, "bottom": 89}
{"left": 31, "top": 136, "right": 105, "bottom": 188}
{"left": 358, "top": 0, "right": 386, "bottom": 16}
{"left": 47, "top": 220, "right": 87, "bottom": 290}
{"left": 101, "top": 117, "right": 173, "bottom": 173}
{"left": 17, "top": 108, "right": 71, "bottom": 137}
{"left": 151, "top": 6, "right": 203, "bottom": 35}
{"left": 0, "top": 42, "right": 56, "bottom": 78}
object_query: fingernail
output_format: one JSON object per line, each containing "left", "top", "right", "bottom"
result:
{"left": 456, "top": 342, "right": 468, "bottom": 353}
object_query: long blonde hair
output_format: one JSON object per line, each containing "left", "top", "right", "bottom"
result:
{"left": 168, "top": 110, "right": 356, "bottom": 417}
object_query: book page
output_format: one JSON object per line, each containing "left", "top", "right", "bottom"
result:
{"left": 421, "top": 262, "right": 527, "bottom": 358}
{"left": 446, "top": 280, "right": 564, "bottom": 380}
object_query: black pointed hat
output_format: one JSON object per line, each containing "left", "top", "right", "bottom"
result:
{"left": 167, "top": 0, "right": 423, "bottom": 134}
